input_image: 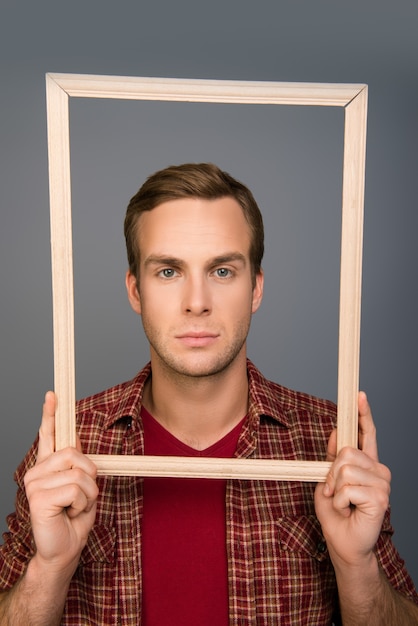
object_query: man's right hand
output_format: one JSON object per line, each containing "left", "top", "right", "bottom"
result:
{"left": 0, "top": 393, "right": 98, "bottom": 624}
{"left": 23, "top": 391, "right": 98, "bottom": 576}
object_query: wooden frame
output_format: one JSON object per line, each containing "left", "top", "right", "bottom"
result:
{"left": 46, "top": 73, "right": 367, "bottom": 481}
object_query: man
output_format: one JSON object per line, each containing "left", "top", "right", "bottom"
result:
{"left": 0, "top": 163, "right": 417, "bottom": 625}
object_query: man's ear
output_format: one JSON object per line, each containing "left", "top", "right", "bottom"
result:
{"left": 251, "top": 269, "right": 264, "bottom": 314}
{"left": 126, "top": 270, "right": 141, "bottom": 315}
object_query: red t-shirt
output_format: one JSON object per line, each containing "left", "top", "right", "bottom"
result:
{"left": 141, "top": 406, "right": 245, "bottom": 626}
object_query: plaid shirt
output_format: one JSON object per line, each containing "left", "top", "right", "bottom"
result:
{"left": 1, "top": 360, "right": 417, "bottom": 625}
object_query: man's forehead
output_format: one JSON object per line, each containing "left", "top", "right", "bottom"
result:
{"left": 135, "top": 200, "right": 252, "bottom": 270}
{"left": 136, "top": 197, "right": 251, "bottom": 239}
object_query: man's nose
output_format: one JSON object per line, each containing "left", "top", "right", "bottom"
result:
{"left": 182, "top": 275, "right": 211, "bottom": 315}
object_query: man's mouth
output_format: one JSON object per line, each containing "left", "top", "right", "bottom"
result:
{"left": 176, "top": 332, "right": 219, "bottom": 347}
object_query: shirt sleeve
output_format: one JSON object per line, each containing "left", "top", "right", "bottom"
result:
{"left": 0, "top": 439, "right": 38, "bottom": 590}
{"left": 375, "top": 506, "right": 418, "bottom": 604}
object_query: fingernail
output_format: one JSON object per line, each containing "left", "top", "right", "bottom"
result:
{"left": 323, "top": 483, "right": 330, "bottom": 497}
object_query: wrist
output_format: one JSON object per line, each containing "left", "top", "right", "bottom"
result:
{"left": 330, "top": 547, "right": 378, "bottom": 578}
{"left": 27, "top": 550, "right": 79, "bottom": 592}
{"left": 332, "top": 552, "right": 385, "bottom": 622}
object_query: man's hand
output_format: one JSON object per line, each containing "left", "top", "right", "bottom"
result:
{"left": 24, "top": 391, "right": 99, "bottom": 575}
{"left": 0, "top": 394, "right": 99, "bottom": 625}
{"left": 314, "top": 392, "right": 391, "bottom": 569}
{"left": 314, "top": 396, "right": 418, "bottom": 624}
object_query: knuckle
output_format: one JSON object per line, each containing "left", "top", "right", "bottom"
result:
{"left": 382, "top": 464, "right": 392, "bottom": 484}
{"left": 28, "top": 489, "right": 45, "bottom": 511}
{"left": 338, "top": 463, "right": 352, "bottom": 482}
{"left": 69, "top": 467, "right": 86, "bottom": 484}
{"left": 376, "top": 489, "right": 390, "bottom": 511}
{"left": 69, "top": 481, "right": 82, "bottom": 498}
{"left": 337, "top": 446, "right": 355, "bottom": 464}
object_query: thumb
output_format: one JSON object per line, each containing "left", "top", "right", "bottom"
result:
{"left": 325, "top": 428, "right": 337, "bottom": 462}
{"left": 36, "top": 391, "right": 57, "bottom": 464}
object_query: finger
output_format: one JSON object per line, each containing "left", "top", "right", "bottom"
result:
{"left": 325, "top": 428, "right": 337, "bottom": 462}
{"left": 332, "top": 457, "right": 391, "bottom": 495}
{"left": 29, "top": 478, "right": 98, "bottom": 519}
{"left": 25, "top": 458, "right": 99, "bottom": 515}
{"left": 27, "top": 463, "right": 99, "bottom": 498}
{"left": 36, "top": 391, "right": 57, "bottom": 464}
{"left": 331, "top": 482, "right": 390, "bottom": 519}
{"left": 30, "top": 447, "right": 98, "bottom": 481}
{"left": 357, "top": 391, "right": 379, "bottom": 461}
{"left": 323, "top": 393, "right": 377, "bottom": 497}
{"left": 323, "top": 446, "right": 391, "bottom": 498}
{"left": 66, "top": 491, "right": 98, "bottom": 519}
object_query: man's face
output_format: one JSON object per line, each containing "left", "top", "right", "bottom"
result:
{"left": 126, "top": 196, "right": 263, "bottom": 379}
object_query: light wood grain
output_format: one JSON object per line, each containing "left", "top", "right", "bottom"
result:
{"left": 47, "top": 73, "right": 365, "bottom": 106}
{"left": 90, "top": 455, "right": 332, "bottom": 481}
{"left": 46, "top": 73, "right": 367, "bottom": 479}
{"left": 46, "top": 74, "right": 76, "bottom": 449}
{"left": 337, "top": 86, "right": 368, "bottom": 451}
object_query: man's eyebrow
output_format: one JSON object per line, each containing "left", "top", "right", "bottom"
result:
{"left": 143, "top": 253, "right": 247, "bottom": 268}
{"left": 143, "top": 255, "right": 185, "bottom": 268}
{"left": 209, "top": 253, "right": 247, "bottom": 266}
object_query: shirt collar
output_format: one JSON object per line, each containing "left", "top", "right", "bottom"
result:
{"left": 101, "top": 360, "right": 292, "bottom": 431}
{"left": 246, "top": 359, "right": 292, "bottom": 428}
{"left": 102, "top": 363, "right": 151, "bottom": 430}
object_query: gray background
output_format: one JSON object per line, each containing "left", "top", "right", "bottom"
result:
{"left": 0, "top": 1, "right": 417, "bottom": 587}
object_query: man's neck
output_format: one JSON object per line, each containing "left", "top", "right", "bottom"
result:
{"left": 142, "top": 355, "right": 249, "bottom": 450}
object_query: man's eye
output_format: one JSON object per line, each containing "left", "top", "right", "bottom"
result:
{"left": 215, "top": 268, "right": 232, "bottom": 278}
{"left": 159, "top": 268, "right": 177, "bottom": 278}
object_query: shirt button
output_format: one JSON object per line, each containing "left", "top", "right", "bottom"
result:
{"left": 317, "top": 540, "right": 327, "bottom": 553}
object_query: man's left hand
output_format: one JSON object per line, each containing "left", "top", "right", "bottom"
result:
{"left": 314, "top": 392, "right": 392, "bottom": 569}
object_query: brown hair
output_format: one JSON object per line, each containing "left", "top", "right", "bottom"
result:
{"left": 124, "top": 163, "right": 264, "bottom": 284}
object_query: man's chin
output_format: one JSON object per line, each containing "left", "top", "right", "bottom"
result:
{"left": 159, "top": 354, "right": 239, "bottom": 379}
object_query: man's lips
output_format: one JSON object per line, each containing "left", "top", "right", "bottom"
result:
{"left": 176, "top": 332, "right": 219, "bottom": 347}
